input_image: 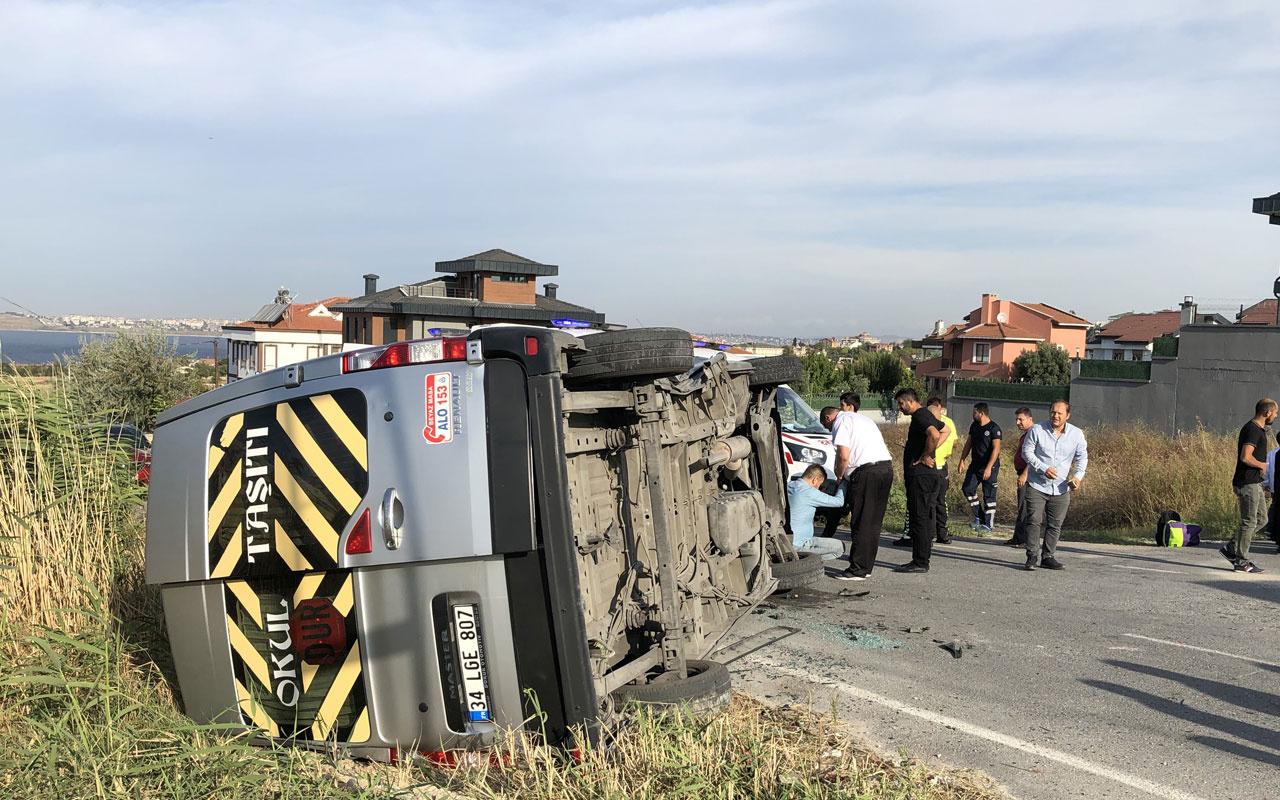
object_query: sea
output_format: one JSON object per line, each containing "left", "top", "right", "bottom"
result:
{"left": 0, "top": 329, "right": 222, "bottom": 364}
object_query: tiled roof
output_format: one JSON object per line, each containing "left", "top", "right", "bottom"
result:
{"left": 1017, "top": 303, "right": 1092, "bottom": 326}
{"left": 1239, "top": 299, "right": 1276, "bottom": 325}
{"left": 224, "top": 298, "right": 349, "bottom": 332}
{"left": 947, "top": 323, "right": 1043, "bottom": 341}
{"left": 1095, "top": 310, "right": 1180, "bottom": 343}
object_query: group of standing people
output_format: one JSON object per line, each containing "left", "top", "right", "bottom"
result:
{"left": 787, "top": 389, "right": 1090, "bottom": 578}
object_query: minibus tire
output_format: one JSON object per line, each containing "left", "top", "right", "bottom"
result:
{"left": 746, "top": 355, "right": 804, "bottom": 388}
{"left": 770, "top": 551, "right": 824, "bottom": 591}
{"left": 567, "top": 328, "right": 694, "bottom": 382}
{"left": 612, "top": 660, "right": 732, "bottom": 717}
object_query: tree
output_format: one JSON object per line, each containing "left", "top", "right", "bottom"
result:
{"left": 68, "top": 328, "right": 207, "bottom": 429}
{"left": 853, "top": 350, "right": 912, "bottom": 394}
{"left": 800, "top": 352, "right": 840, "bottom": 394}
{"left": 1013, "top": 342, "right": 1071, "bottom": 385}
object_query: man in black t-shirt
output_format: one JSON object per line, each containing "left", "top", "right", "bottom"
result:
{"left": 893, "top": 388, "right": 949, "bottom": 573}
{"left": 957, "top": 402, "right": 1002, "bottom": 533}
{"left": 1222, "top": 398, "right": 1276, "bottom": 573}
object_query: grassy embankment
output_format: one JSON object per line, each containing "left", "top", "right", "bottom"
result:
{"left": 0, "top": 372, "right": 1005, "bottom": 800}
{"left": 878, "top": 422, "right": 1240, "bottom": 544}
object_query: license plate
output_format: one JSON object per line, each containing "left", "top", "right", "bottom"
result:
{"left": 450, "top": 604, "right": 491, "bottom": 723}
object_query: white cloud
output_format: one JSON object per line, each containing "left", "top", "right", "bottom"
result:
{"left": 1, "top": 0, "right": 1279, "bottom": 336}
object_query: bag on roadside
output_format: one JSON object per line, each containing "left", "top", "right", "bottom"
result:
{"left": 1156, "top": 510, "right": 1181, "bottom": 546}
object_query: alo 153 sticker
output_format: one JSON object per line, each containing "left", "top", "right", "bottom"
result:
{"left": 424, "top": 372, "right": 454, "bottom": 444}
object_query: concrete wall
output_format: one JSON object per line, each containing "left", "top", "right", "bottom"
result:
{"left": 942, "top": 393, "right": 1059, "bottom": 439}
{"left": 1069, "top": 325, "right": 1280, "bottom": 435}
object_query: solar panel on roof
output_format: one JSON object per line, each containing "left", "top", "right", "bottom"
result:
{"left": 249, "top": 303, "right": 287, "bottom": 323}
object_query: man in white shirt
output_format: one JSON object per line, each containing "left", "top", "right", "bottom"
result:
{"left": 821, "top": 392, "right": 894, "bottom": 581}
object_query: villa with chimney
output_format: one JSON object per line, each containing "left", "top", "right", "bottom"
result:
{"left": 331, "top": 249, "right": 606, "bottom": 346}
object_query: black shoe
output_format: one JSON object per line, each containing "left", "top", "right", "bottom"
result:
{"left": 936, "top": 537, "right": 953, "bottom": 544}
{"left": 1218, "top": 545, "right": 1239, "bottom": 563}
{"left": 1041, "top": 556, "right": 1065, "bottom": 570}
{"left": 832, "top": 569, "right": 868, "bottom": 581}
{"left": 1004, "top": 538, "right": 1025, "bottom": 548}
{"left": 1024, "top": 559, "right": 1037, "bottom": 571}
{"left": 893, "top": 563, "right": 929, "bottom": 573}
{"left": 892, "top": 537, "right": 912, "bottom": 547}
{"left": 1235, "top": 561, "right": 1264, "bottom": 574}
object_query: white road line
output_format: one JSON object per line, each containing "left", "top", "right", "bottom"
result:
{"left": 1109, "top": 564, "right": 1186, "bottom": 574}
{"left": 1120, "top": 634, "right": 1280, "bottom": 669}
{"left": 750, "top": 656, "right": 1210, "bottom": 800}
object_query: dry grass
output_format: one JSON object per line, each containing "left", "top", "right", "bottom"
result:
{"left": 398, "top": 695, "right": 1008, "bottom": 800}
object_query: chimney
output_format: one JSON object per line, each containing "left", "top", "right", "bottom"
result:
{"left": 980, "top": 293, "right": 997, "bottom": 324}
{"left": 933, "top": 319, "right": 945, "bottom": 336}
{"left": 544, "top": 283, "right": 558, "bottom": 299}
{"left": 363, "top": 273, "right": 380, "bottom": 296}
{"left": 1179, "top": 295, "right": 1196, "bottom": 327}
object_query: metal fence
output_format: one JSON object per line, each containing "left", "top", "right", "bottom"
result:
{"left": 1078, "top": 359, "right": 1152, "bottom": 381}
{"left": 952, "top": 380, "right": 1069, "bottom": 403}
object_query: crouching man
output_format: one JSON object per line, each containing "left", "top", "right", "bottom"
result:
{"left": 787, "top": 464, "right": 847, "bottom": 560}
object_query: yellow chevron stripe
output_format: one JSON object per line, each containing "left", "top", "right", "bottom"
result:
{"left": 333, "top": 574, "right": 354, "bottom": 617}
{"left": 207, "top": 464, "right": 242, "bottom": 542}
{"left": 274, "top": 520, "right": 312, "bottom": 572}
{"left": 311, "top": 640, "right": 363, "bottom": 741}
{"left": 349, "top": 708, "right": 371, "bottom": 743}
{"left": 301, "top": 660, "right": 320, "bottom": 694}
{"left": 308, "top": 394, "right": 367, "bottom": 470}
{"left": 225, "top": 580, "right": 262, "bottom": 629}
{"left": 276, "top": 402, "right": 361, "bottom": 513}
{"left": 211, "top": 523, "right": 244, "bottom": 579}
{"left": 227, "top": 614, "right": 272, "bottom": 689}
{"left": 209, "top": 414, "right": 242, "bottom": 479}
{"left": 292, "top": 572, "right": 326, "bottom": 609}
{"left": 219, "top": 413, "right": 245, "bottom": 449}
{"left": 274, "top": 454, "right": 339, "bottom": 560}
{"left": 235, "top": 678, "right": 279, "bottom": 737}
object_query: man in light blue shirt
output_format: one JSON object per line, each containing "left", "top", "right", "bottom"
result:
{"left": 1020, "top": 399, "right": 1088, "bottom": 571}
{"left": 787, "top": 464, "right": 847, "bottom": 560}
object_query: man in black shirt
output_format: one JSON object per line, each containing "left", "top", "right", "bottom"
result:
{"left": 957, "top": 402, "right": 1002, "bottom": 532}
{"left": 1222, "top": 398, "right": 1276, "bottom": 573}
{"left": 893, "top": 388, "right": 949, "bottom": 573}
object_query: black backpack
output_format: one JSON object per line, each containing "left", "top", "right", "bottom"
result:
{"left": 1156, "top": 510, "right": 1181, "bottom": 547}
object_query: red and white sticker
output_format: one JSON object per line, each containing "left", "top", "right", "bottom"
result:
{"left": 424, "top": 372, "right": 454, "bottom": 444}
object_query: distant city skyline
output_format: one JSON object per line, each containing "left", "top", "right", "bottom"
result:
{"left": 3, "top": 1, "right": 1280, "bottom": 337}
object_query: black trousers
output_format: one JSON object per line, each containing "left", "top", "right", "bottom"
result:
{"left": 906, "top": 470, "right": 943, "bottom": 568}
{"left": 901, "top": 465, "right": 950, "bottom": 540}
{"left": 847, "top": 461, "right": 893, "bottom": 574}
{"left": 1270, "top": 489, "right": 1280, "bottom": 544}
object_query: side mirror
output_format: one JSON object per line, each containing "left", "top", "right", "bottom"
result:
{"left": 1273, "top": 276, "right": 1280, "bottom": 299}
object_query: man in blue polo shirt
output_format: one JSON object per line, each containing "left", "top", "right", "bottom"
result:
{"left": 1020, "top": 399, "right": 1088, "bottom": 571}
{"left": 787, "top": 464, "right": 847, "bottom": 560}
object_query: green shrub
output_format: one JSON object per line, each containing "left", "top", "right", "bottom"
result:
{"left": 1078, "top": 359, "right": 1151, "bottom": 381}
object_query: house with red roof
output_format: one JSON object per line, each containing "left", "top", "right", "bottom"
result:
{"left": 1086, "top": 310, "right": 1182, "bottom": 362}
{"left": 914, "top": 293, "right": 1091, "bottom": 392}
{"left": 222, "top": 291, "right": 349, "bottom": 381}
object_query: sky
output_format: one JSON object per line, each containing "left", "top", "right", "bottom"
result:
{"left": 3, "top": 0, "right": 1280, "bottom": 338}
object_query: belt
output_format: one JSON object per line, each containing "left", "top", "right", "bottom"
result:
{"left": 849, "top": 459, "right": 892, "bottom": 475}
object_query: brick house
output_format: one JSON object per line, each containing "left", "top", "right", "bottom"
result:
{"left": 915, "top": 293, "right": 1091, "bottom": 392}
{"left": 1085, "top": 311, "right": 1181, "bottom": 361}
{"left": 332, "top": 249, "right": 606, "bottom": 346}
{"left": 222, "top": 295, "right": 349, "bottom": 381}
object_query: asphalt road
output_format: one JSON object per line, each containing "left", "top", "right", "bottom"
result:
{"left": 719, "top": 528, "right": 1280, "bottom": 800}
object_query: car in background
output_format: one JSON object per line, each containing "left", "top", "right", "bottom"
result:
{"left": 82, "top": 422, "right": 152, "bottom": 484}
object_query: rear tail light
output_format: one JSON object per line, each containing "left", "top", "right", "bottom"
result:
{"left": 343, "top": 337, "right": 469, "bottom": 373}
{"left": 345, "top": 508, "right": 372, "bottom": 555}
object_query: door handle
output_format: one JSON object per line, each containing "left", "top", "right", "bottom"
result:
{"left": 381, "top": 488, "right": 404, "bottom": 549}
